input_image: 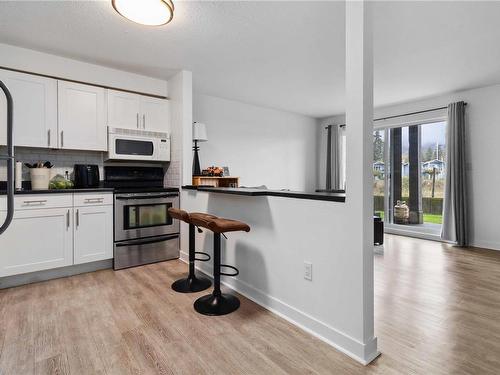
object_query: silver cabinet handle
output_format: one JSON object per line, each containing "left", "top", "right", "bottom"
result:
{"left": 47, "top": 129, "right": 51, "bottom": 147}
{"left": 136, "top": 113, "right": 139, "bottom": 128}
{"left": 76, "top": 209, "right": 79, "bottom": 228}
{"left": 23, "top": 199, "right": 47, "bottom": 205}
{"left": 84, "top": 198, "right": 104, "bottom": 203}
{"left": 60, "top": 130, "right": 64, "bottom": 147}
{"left": 143, "top": 114, "right": 146, "bottom": 129}
{"left": 66, "top": 209, "right": 70, "bottom": 229}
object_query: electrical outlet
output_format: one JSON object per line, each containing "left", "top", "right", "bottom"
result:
{"left": 304, "top": 262, "right": 312, "bottom": 281}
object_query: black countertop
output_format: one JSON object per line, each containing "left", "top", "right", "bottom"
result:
{"left": 182, "top": 186, "right": 346, "bottom": 202}
{"left": 0, "top": 187, "right": 115, "bottom": 195}
{"left": 0, "top": 181, "right": 179, "bottom": 195}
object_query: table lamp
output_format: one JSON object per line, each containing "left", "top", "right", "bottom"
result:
{"left": 192, "top": 122, "right": 208, "bottom": 176}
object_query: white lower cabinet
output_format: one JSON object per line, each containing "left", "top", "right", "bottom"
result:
{"left": 0, "top": 207, "right": 73, "bottom": 277}
{"left": 0, "top": 192, "right": 113, "bottom": 277}
{"left": 73, "top": 205, "right": 113, "bottom": 264}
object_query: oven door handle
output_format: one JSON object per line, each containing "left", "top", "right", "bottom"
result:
{"left": 115, "top": 193, "right": 179, "bottom": 200}
{"left": 115, "top": 234, "right": 179, "bottom": 247}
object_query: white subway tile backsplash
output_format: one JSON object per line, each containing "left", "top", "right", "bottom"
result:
{"left": 0, "top": 146, "right": 180, "bottom": 187}
{"left": 0, "top": 146, "right": 104, "bottom": 182}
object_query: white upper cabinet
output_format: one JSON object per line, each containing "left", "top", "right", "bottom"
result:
{"left": 141, "top": 96, "right": 170, "bottom": 133}
{"left": 0, "top": 69, "right": 57, "bottom": 148}
{"left": 107, "top": 90, "right": 141, "bottom": 130}
{"left": 58, "top": 81, "right": 107, "bottom": 151}
{"left": 107, "top": 89, "right": 170, "bottom": 133}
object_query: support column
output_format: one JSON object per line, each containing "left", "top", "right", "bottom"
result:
{"left": 408, "top": 125, "right": 423, "bottom": 224}
{"left": 390, "top": 127, "right": 402, "bottom": 223}
{"left": 345, "top": 0, "right": 379, "bottom": 364}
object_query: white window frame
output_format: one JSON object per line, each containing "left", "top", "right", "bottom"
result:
{"left": 374, "top": 109, "right": 448, "bottom": 241}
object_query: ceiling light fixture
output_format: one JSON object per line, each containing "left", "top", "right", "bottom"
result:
{"left": 112, "top": 0, "right": 174, "bottom": 26}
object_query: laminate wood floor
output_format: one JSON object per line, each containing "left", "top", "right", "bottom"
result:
{"left": 0, "top": 234, "right": 499, "bottom": 374}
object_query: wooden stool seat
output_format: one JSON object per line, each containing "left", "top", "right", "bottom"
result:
{"left": 167, "top": 208, "right": 190, "bottom": 223}
{"left": 206, "top": 218, "right": 250, "bottom": 233}
{"left": 168, "top": 209, "right": 218, "bottom": 225}
{"left": 189, "top": 212, "right": 219, "bottom": 228}
{"left": 190, "top": 213, "right": 250, "bottom": 234}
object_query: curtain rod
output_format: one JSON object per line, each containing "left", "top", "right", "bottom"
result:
{"left": 326, "top": 103, "right": 467, "bottom": 129}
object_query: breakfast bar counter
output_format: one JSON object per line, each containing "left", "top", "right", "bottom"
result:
{"left": 180, "top": 184, "right": 369, "bottom": 360}
{"left": 182, "top": 186, "right": 346, "bottom": 202}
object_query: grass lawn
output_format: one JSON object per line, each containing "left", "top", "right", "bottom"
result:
{"left": 423, "top": 214, "right": 442, "bottom": 224}
{"left": 374, "top": 211, "right": 442, "bottom": 225}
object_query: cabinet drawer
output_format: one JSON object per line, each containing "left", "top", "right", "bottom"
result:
{"left": 74, "top": 192, "right": 113, "bottom": 207}
{"left": 0, "top": 194, "right": 73, "bottom": 211}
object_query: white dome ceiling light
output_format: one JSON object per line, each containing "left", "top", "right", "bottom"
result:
{"left": 112, "top": 0, "right": 174, "bottom": 26}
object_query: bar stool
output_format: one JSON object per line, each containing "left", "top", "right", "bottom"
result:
{"left": 168, "top": 208, "right": 213, "bottom": 293}
{"left": 190, "top": 213, "right": 250, "bottom": 316}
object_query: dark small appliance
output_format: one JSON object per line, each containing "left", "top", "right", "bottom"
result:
{"left": 73, "top": 164, "right": 100, "bottom": 188}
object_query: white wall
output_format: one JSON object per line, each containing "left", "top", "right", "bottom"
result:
{"left": 166, "top": 71, "right": 193, "bottom": 187}
{"left": 0, "top": 43, "right": 168, "bottom": 96}
{"left": 193, "top": 94, "right": 317, "bottom": 191}
{"left": 318, "top": 83, "right": 500, "bottom": 251}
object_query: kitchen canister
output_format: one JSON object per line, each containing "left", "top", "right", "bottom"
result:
{"left": 30, "top": 168, "right": 51, "bottom": 190}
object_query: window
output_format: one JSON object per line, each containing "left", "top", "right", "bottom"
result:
{"left": 373, "top": 119, "right": 446, "bottom": 236}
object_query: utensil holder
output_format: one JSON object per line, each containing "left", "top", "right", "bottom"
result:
{"left": 30, "top": 168, "right": 50, "bottom": 190}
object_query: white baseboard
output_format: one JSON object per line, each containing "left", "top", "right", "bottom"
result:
{"left": 384, "top": 227, "right": 443, "bottom": 242}
{"left": 0, "top": 259, "right": 113, "bottom": 289}
{"left": 179, "top": 251, "right": 380, "bottom": 365}
{"left": 469, "top": 240, "right": 500, "bottom": 251}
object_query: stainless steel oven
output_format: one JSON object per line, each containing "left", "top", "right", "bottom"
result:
{"left": 113, "top": 191, "right": 180, "bottom": 270}
{"left": 105, "top": 165, "right": 180, "bottom": 270}
{"left": 114, "top": 233, "right": 180, "bottom": 270}
{"left": 114, "top": 191, "right": 179, "bottom": 242}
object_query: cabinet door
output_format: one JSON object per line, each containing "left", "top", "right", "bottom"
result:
{"left": 73, "top": 205, "right": 113, "bottom": 264}
{"left": 107, "top": 90, "right": 141, "bottom": 130}
{"left": 57, "top": 81, "right": 107, "bottom": 151}
{"left": 140, "top": 96, "right": 170, "bottom": 133}
{"left": 0, "top": 69, "right": 57, "bottom": 148}
{"left": 0, "top": 208, "right": 73, "bottom": 277}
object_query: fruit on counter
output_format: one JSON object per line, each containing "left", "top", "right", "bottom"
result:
{"left": 202, "top": 166, "right": 224, "bottom": 177}
{"left": 49, "top": 174, "right": 74, "bottom": 189}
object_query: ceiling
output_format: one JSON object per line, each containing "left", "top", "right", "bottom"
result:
{"left": 0, "top": 1, "right": 499, "bottom": 118}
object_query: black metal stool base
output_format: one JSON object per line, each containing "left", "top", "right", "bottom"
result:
{"left": 194, "top": 293, "right": 240, "bottom": 316}
{"left": 171, "top": 276, "right": 212, "bottom": 293}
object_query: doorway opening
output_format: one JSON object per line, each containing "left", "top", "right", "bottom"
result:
{"left": 373, "top": 119, "right": 446, "bottom": 239}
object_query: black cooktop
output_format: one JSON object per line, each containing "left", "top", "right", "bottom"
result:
{"left": 113, "top": 186, "right": 179, "bottom": 194}
{"left": 104, "top": 166, "right": 178, "bottom": 194}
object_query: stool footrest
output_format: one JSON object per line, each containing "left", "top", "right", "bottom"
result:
{"left": 194, "top": 251, "right": 211, "bottom": 262}
{"left": 220, "top": 264, "right": 239, "bottom": 277}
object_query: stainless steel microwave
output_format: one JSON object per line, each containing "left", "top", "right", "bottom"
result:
{"left": 107, "top": 127, "right": 170, "bottom": 162}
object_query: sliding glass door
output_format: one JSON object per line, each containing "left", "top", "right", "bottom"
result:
{"left": 373, "top": 120, "right": 446, "bottom": 236}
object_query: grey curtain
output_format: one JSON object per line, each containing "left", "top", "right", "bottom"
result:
{"left": 441, "top": 101, "right": 468, "bottom": 246}
{"left": 326, "top": 124, "right": 341, "bottom": 190}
